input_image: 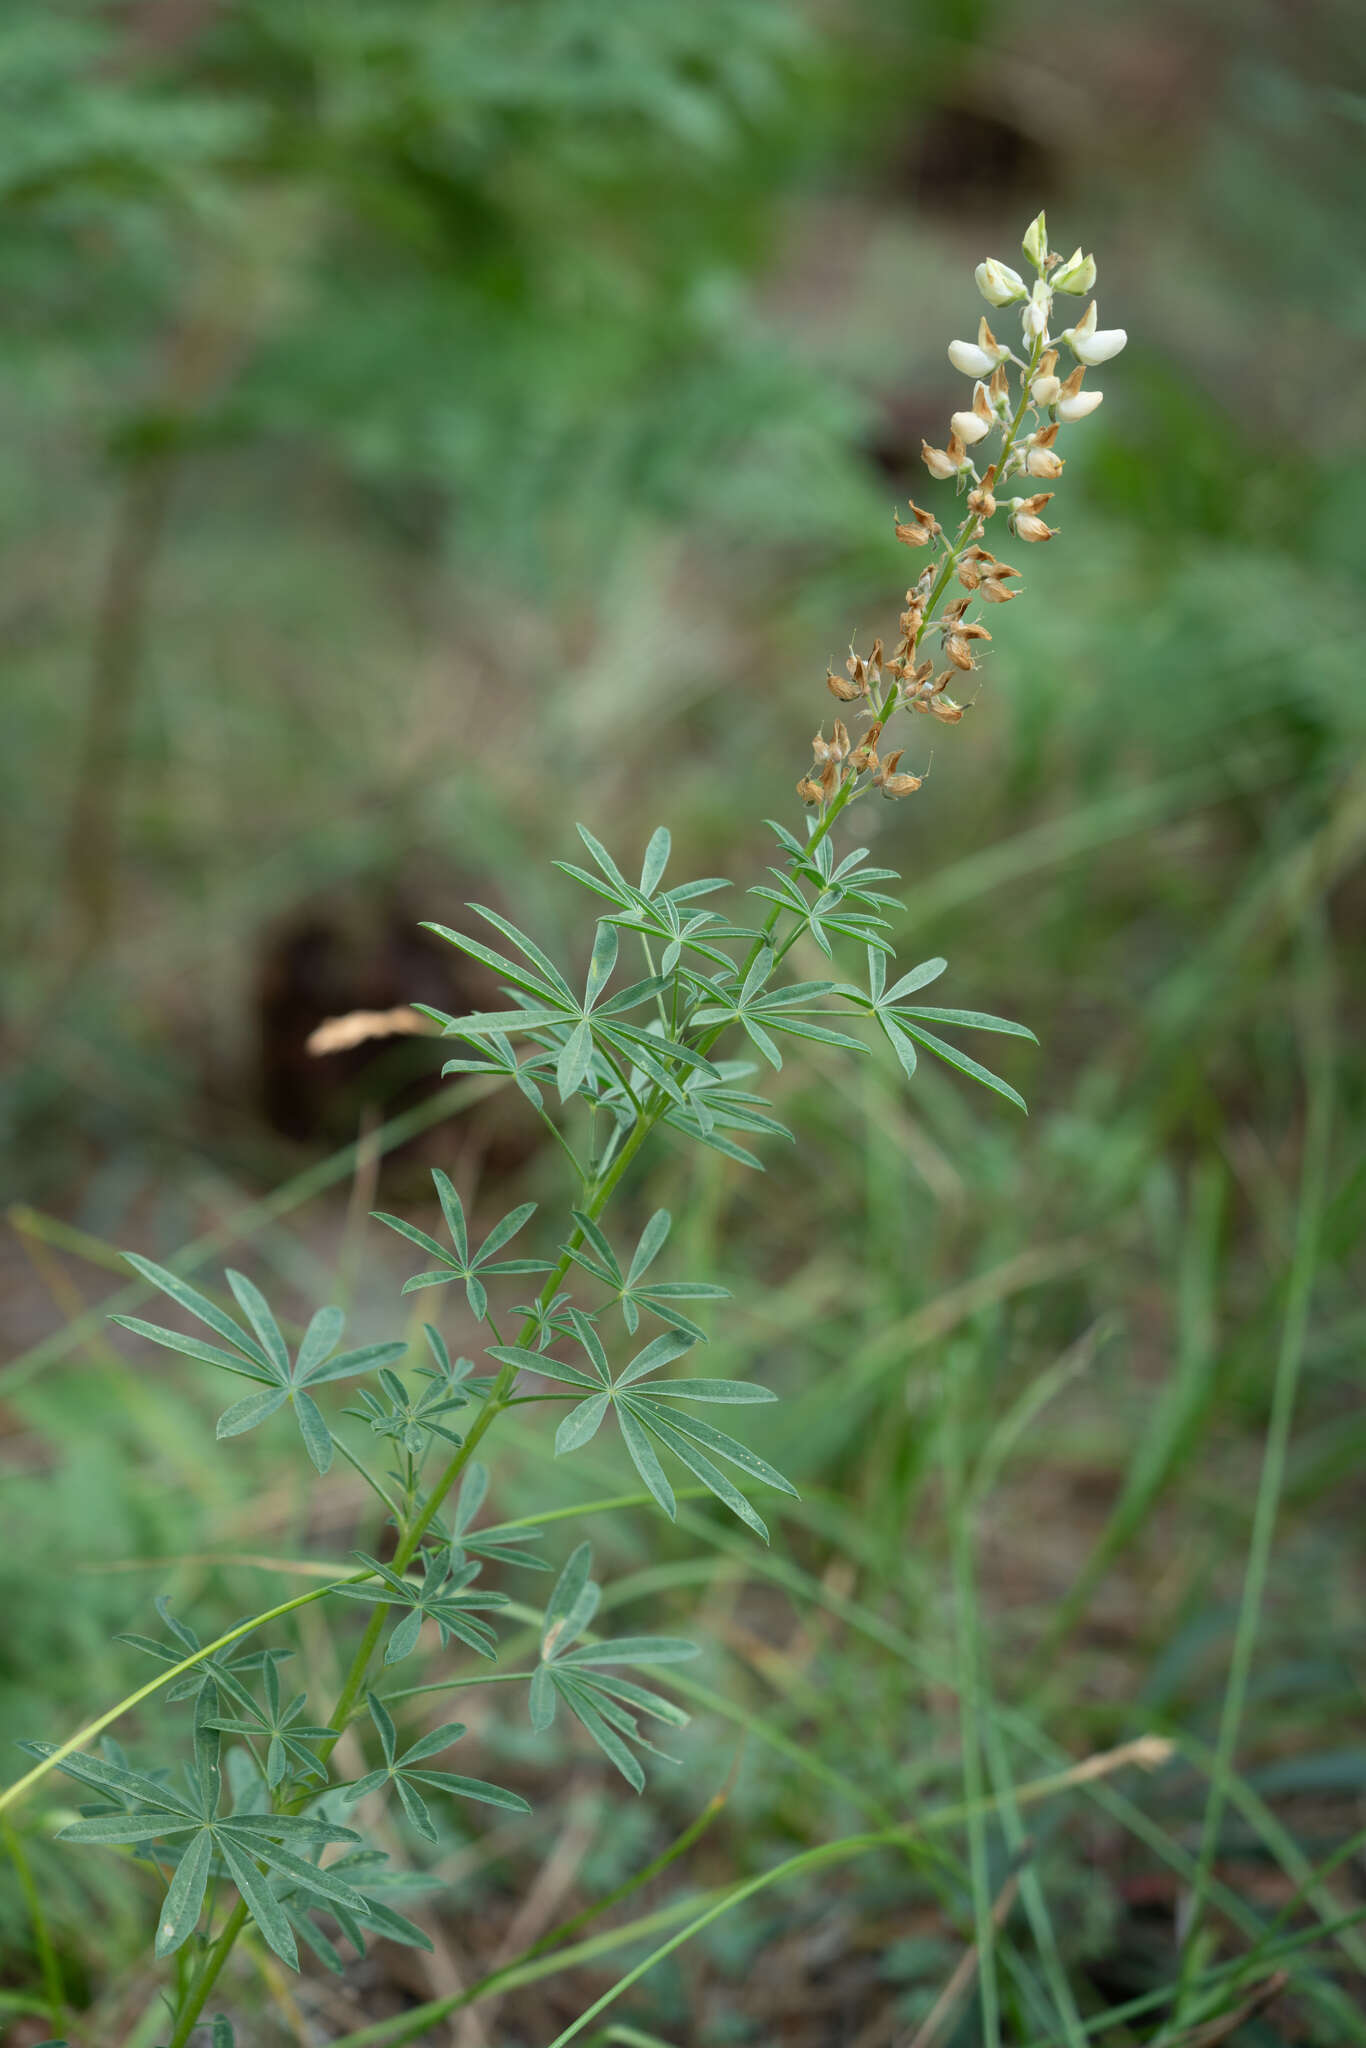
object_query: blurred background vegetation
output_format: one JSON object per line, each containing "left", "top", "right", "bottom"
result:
{"left": 2, "top": 0, "right": 1365, "bottom": 2041}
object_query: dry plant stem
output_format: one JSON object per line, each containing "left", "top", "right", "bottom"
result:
{"left": 1167, "top": 1972, "right": 1289, "bottom": 2048}
{"left": 908, "top": 1863, "right": 1024, "bottom": 2048}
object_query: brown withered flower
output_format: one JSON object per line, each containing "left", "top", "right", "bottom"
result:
{"left": 1009, "top": 492, "right": 1057, "bottom": 543}
{"left": 894, "top": 501, "right": 941, "bottom": 548}
{"left": 848, "top": 720, "right": 883, "bottom": 773}
{"left": 873, "top": 748, "right": 924, "bottom": 798}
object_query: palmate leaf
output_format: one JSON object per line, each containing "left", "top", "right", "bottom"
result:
{"left": 530, "top": 1546, "right": 697, "bottom": 1790}
{"left": 111, "top": 1260, "right": 405, "bottom": 1472}
{"left": 334, "top": 1548, "right": 507, "bottom": 1664}
{"left": 562, "top": 1209, "right": 730, "bottom": 1339}
{"left": 373, "top": 1172, "right": 549, "bottom": 1317}
{"left": 835, "top": 948, "right": 1036, "bottom": 1112}
{"left": 689, "top": 949, "right": 867, "bottom": 1072}
{"left": 34, "top": 1734, "right": 366, "bottom": 1968}
{"left": 342, "top": 1694, "right": 529, "bottom": 1843}
{"left": 538, "top": 1319, "right": 791, "bottom": 1540}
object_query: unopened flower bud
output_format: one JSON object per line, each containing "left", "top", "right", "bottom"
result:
{"left": 975, "top": 258, "right": 1027, "bottom": 307}
{"left": 1021, "top": 210, "right": 1049, "bottom": 271}
{"left": 1051, "top": 247, "right": 1097, "bottom": 295}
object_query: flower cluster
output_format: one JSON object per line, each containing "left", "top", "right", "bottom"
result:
{"left": 804, "top": 211, "right": 1126, "bottom": 811}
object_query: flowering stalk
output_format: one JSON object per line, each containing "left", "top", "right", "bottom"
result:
{"left": 798, "top": 210, "right": 1125, "bottom": 845}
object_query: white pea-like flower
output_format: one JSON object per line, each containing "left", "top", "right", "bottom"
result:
{"left": 950, "top": 407, "right": 992, "bottom": 445}
{"left": 1057, "top": 388, "right": 1104, "bottom": 422}
{"left": 1051, "top": 247, "right": 1097, "bottom": 295}
{"left": 950, "top": 381, "right": 994, "bottom": 446}
{"left": 975, "top": 258, "right": 1027, "bottom": 307}
{"left": 948, "top": 338, "right": 998, "bottom": 378}
{"left": 1030, "top": 374, "right": 1062, "bottom": 406}
{"left": 1063, "top": 300, "right": 1128, "bottom": 367}
{"left": 1072, "top": 326, "right": 1127, "bottom": 367}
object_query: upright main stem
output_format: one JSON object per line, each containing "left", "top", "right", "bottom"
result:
{"left": 168, "top": 1101, "right": 662, "bottom": 2036}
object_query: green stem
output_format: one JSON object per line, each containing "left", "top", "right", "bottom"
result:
{"left": 0, "top": 1575, "right": 371, "bottom": 1817}
{"left": 946, "top": 1343, "right": 1001, "bottom": 2048}
{"left": 166, "top": 1896, "right": 249, "bottom": 2048}
{"left": 328, "top": 1425, "right": 402, "bottom": 1520}
{"left": 1169, "top": 952, "right": 1334, "bottom": 2030}
{"left": 320, "top": 1113, "right": 658, "bottom": 1750}
{"left": 3, "top": 1817, "right": 65, "bottom": 2036}
{"left": 322, "top": 1733, "right": 1179, "bottom": 2048}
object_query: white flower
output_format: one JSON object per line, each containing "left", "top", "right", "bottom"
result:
{"left": 950, "top": 408, "right": 992, "bottom": 445}
{"left": 1072, "top": 326, "right": 1127, "bottom": 366}
{"left": 1063, "top": 300, "right": 1128, "bottom": 367}
{"left": 1052, "top": 247, "right": 1097, "bottom": 295}
{"left": 975, "top": 258, "right": 1027, "bottom": 307}
{"left": 948, "top": 339, "right": 998, "bottom": 378}
{"left": 1022, "top": 210, "right": 1049, "bottom": 271}
{"left": 1057, "top": 389, "right": 1104, "bottom": 422}
{"left": 1023, "top": 278, "right": 1052, "bottom": 341}
{"left": 1030, "top": 374, "right": 1062, "bottom": 406}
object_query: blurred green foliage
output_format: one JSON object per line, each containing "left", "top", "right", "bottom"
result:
{"left": 2, "top": 0, "right": 1365, "bottom": 2042}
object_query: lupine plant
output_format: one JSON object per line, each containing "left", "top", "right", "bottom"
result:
{"left": 1, "top": 214, "right": 1124, "bottom": 2046}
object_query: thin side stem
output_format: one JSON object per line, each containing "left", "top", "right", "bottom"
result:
{"left": 166, "top": 1896, "right": 249, "bottom": 2048}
